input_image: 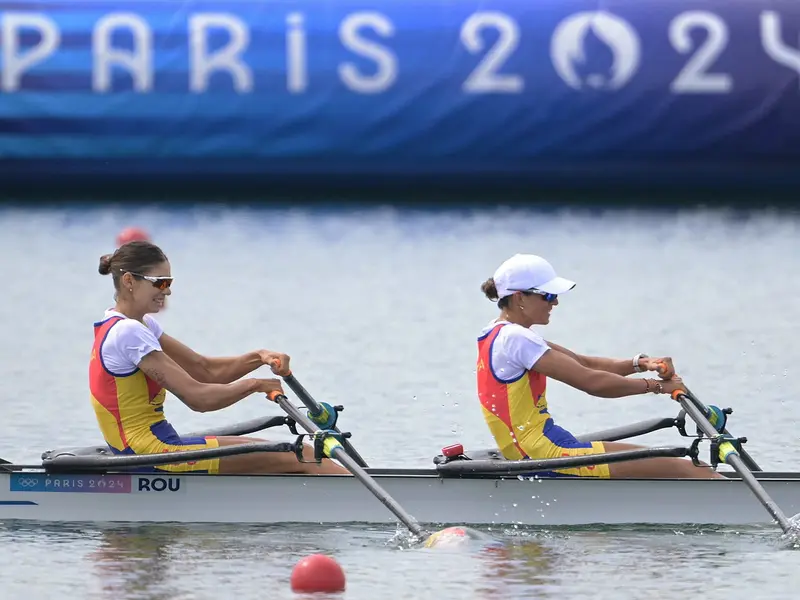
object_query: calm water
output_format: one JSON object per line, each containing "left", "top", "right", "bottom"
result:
{"left": 0, "top": 203, "right": 799, "bottom": 599}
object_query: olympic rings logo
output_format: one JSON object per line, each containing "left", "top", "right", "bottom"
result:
{"left": 15, "top": 477, "right": 41, "bottom": 488}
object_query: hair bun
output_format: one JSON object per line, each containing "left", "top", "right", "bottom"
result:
{"left": 98, "top": 253, "right": 113, "bottom": 275}
{"left": 481, "top": 278, "right": 499, "bottom": 301}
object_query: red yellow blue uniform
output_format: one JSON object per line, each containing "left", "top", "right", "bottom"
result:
{"left": 477, "top": 322, "right": 610, "bottom": 478}
{"left": 89, "top": 314, "right": 221, "bottom": 473}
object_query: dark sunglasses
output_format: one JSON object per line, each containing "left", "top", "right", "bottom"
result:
{"left": 510, "top": 288, "right": 558, "bottom": 303}
{"left": 131, "top": 273, "right": 173, "bottom": 290}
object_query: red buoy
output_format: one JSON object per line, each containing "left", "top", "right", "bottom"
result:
{"left": 116, "top": 226, "right": 151, "bottom": 247}
{"left": 290, "top": 554, "right": 346, "bottom": 593}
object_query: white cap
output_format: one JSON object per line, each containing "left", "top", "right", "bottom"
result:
{"left": 493, "top": 254, "right": 576, "bottom": 299}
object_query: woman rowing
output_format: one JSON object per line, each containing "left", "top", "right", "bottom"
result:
{"left": 477, "top": 253, "right": 722, "bottom": 479}
{"left": 91, "top": 240, "right": 347, "bottom": 475}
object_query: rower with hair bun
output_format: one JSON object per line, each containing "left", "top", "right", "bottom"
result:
{"left": 90, "top": 240, "right": 347, "bottom": 475}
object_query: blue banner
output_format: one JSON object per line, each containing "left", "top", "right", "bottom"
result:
{"left": 1, "top": 0, "right": 800, "bottom": 186}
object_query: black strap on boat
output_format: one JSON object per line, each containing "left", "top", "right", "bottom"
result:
{"left": 435, "top": 446, "right": 694, "bottom": 476}
{"left": 41, "top": 441, "right": 301, "bottom": 473}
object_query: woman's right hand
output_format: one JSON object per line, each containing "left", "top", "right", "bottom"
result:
{"left": 659, "top": 377, "right": 686, "bottom": 399}
{"left": 251, "top": 378, "right": 285, "bottom": 396}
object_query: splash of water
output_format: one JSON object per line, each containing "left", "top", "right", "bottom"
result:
{"left": 385, "top": 523, "right": 423, "bottom": 550}
{"left": 779, "top": 513, "right": 800, "bottom": 549}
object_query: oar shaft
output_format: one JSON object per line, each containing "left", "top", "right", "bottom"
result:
{"left": 273, "top": 393, "right": 425, "bottom": 539}
{"left": 675, "top": 392, "right": 792, "bottom": 534}
{"left": 283, "top": 374, "right": 369, "bottom": 468}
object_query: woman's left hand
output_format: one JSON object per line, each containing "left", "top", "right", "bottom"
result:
{"left": 257, "top": 350, "right": 292, "bottom": 377}
{"left": 640, "top": 356, "right": 676, "bottom": 380}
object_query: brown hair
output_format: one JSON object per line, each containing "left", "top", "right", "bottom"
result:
{"left": 99, "top": 241, "right": 168, "bottom": 291}
{"left": 481, "top": 278, "right": 499, "bottom": 301}
{"left": 482, "top": 276, "right": 534, "bottom": 309}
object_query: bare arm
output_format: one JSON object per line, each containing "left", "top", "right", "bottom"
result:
{"left": 534, "top": 348, "right": 665, "bottom": 398}
{"left": 546, "top": 340, "right": 635, "bottom": 376}
{"left": 159, "top": 333, "right": 271, "bottom": 384}
{"left": 138, "top": 350, "right": 280, "bottom": 412}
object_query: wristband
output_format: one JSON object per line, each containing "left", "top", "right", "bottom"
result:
{"left": 633, "top": 353, "right": 649, "bottom": 373}
{"left": 643, "top": 378, "right": 664, "bottom": 394}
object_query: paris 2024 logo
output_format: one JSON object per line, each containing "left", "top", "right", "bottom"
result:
{"left": 550, "top": 11, "right": 641, "bottom": 90}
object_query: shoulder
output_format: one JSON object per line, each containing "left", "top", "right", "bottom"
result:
{"left": 497, "top": 323, "right": 550, "bottom": 371}
{"left": 105, "top": 318, "right": 155, "bottom": 342}
{"left": 100, "top": 317, "right": 162, "bottom": 374}
{"left": 498, "top": 323, "right": 549, "bottom": 347}
{"left": 479, "top": 321, "right": 549, "bottom": 348}
{"left": 100, "top": 310, "right": 163, "bottom": 340}
{"left": 479, "top": 320, "right": 501, "bottom": 338}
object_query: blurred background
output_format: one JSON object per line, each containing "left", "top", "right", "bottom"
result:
{"left": 2, "top": 0, "right": 800, "bottom": 199}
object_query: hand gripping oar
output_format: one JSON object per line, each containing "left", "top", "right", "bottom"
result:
{"left": 653, "top": 362, "right": 761, "bottom": 470}
{"left": 672, "top": 389, "right": 794, "bottom": 534}
{"left": 281, "top": 372, "right": 369, "bottom": 468}
{"left": 268, "top": 391, "right": 429, "bottom": 538}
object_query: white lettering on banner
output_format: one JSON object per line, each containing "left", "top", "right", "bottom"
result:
{"left": 550, "top": 11, "right": 640, "bottom": 90}
{"left": 760, "top": 11, "right": 800, "bottom": 80}
{"left": 286, "top": 12, "right": 307, "bottom": 93}
{"left": 3, "top": 10, "right": 799, "bottom": 96}
{"left": 669, "top": 11, "right": 732, "bottom": 93}
{"left": 461, "top": 12, "right": 523, "bottom": 93}
{"left": 93, "top": 13, "right": 153, "bottom": 93}
{"left": 338, "top": 12, "right": 397, "bottom": 94}
{"left": 1, "top": 12, "right": 60, "bottom": 92}
{"left": 189, "top": 13, "right": 252, "bottom": 93}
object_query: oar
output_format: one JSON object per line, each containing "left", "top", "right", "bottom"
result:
{"left": 672, "top": 389, "right": 794, "bottom": 534}
{"left": 267, "top": 391, "right": 465, "bottom": 547}
{"left": 281, "top": 372, "right": 369, "bottom": 467}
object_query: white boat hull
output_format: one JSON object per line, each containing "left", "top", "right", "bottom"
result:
{"left": 2, "top": 469, "right": 799, "bottom": 527}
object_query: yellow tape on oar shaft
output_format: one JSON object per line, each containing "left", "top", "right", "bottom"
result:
{"left": 323, "top": 436, "right": 342, "bottom": 458}
{"left": 718, "top": 441, "right": 739, "bottom": 464}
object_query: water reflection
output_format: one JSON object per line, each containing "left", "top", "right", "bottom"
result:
{"left": 475, "top": 537, "right": 559, "bottom": 599}
{"left": 89, "top": 525, "right": 189, "bottom": 600}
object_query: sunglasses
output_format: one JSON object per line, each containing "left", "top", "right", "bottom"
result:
{"left": 510, "top": 288, "right": 558, "bottom": 303}
{"left": 131, "top": 272, "right": 173, "bottom": 290}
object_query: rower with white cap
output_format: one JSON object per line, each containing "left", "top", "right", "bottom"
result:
{"left": 476, "top": 253, "right": 723, "bottom": 479}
